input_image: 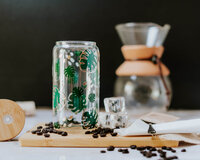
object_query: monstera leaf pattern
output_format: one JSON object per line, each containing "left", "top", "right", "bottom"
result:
{"left": 79, "top": 49, "right": 97, "bottom": 72}
{"left": 64, "top": 66, "right": 75, "bottom": 78}
{"left": 64, "top": 66, "right": 76, "bottom": 84}
{"left": 74, "top": 50, "right": 82, "bottom": 57}
{"left": 68, "top": 87, "right": 87, "bottom": 113}
{"left": 53, "top": 86, "right": 60, "bottom": 110}
{"left": 88, "top": 93, "right": 95, "bottom": 102}
{"left": 82, "top": 110, "right": 98, "bottom": 129}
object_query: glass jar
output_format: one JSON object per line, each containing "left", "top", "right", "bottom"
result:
{"left": 52, "top": 41, "right": 100, "bottom": 128}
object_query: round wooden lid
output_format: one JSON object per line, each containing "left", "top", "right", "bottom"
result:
{"left": 116, "top": 61, "right": 170, "bottom": 76}
{"left": 121, "top": 45, "right": 164, "bottom": 60}
{"left": 0, "top": 99, "right": 25, "bottom": 141}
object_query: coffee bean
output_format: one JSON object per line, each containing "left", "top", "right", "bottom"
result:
{"left": 151, "top": 153, "right": 157, "bottom": 156}
{"left": 166, "top": 147, "right": 172, "bottom": 150}
{"left": 118, "top": 149, "right": 123, "bottom": 152}
{"left": 107, "top": 146, "right": 115, "bottom": 151}
{"left": 160, "top": 152, "right": 166, "bottom": 158}
{"left": 45, "top": 126, "right": 52, "bottom": 130}
{"left": 36, "top": 129, "right": 41, "bottom": 132}
{"left": 42, "top": 129, "right": 48, "bottom": 133}
{"left": 181, "top": 149, "right": 186, "bottom": 152}
{"left": 61, "top": 132, "right": 68, "bottom": 136}
{"left": 31, "top": 130, "right": 37, "bottom": 134}
{"left": 100, "top": 133, "right": 106, "bottom": 137}
{"left": 146, "top": 146, "right": 152, "bottom": 150}
{"left": 111, "top": 132, "right": 118, "bottom": 137}
{"left": 149, "top": 147, "right": 156, "bottom": 151}
{"left": 100, "top": 150, "right": 106, "bottom": 153}
{"left": 162, "top": 146, "right": 167, "bottom": 150}
{"left": 137, "top": 146, "right": 145, "bottom": 150}
{"left": 49, "top": 122, "right": 53, "bottom": 125}
{"left": 157, "top": 149, "right": 163, "bottom": 153}
{"left": 49, "top": 129, "right": 54, "bottom": 133}
{"left": 166, "top": 156, "right": 178, "bottom": 159}
{"left": 36, "top": 132, "right": 43, "bottom": 136}
{"left": 85, "top": 131, "right": 91, "bottom": 134}
{"left": 37, "top": 126, "right": 43, "bottom": 130}
{"left": 92, "top": 134, "right": 98, "bottom": 138}
{"left": 122, "top": 149, "right": 129, "bottom": 154}
{"left": 140, "top": 151, "right": 147, "bottom": 155}
{"left": 130, "top": 145, "right": 137, "bottom": 149}
{"left": 53, "top": 130, "right": 57, "bottom": 134}
{"left": 44, "top": 133, "right": 50, "bottom": 138}
{"left": 45, "top": 122, "right": 53, "bottom": 127}
{"left": 57, "top": 131, "right": 63, "bottom": 135}
{"left": 171, "top": 149, "right": 176, "bottom": 153}
{"left": 146, "top": 154, "right": 152, "bottom": 158}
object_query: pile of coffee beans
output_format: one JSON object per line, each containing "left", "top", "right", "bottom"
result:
{"left": 85, "top": 127, "right": 118, "bottom": 138}
{"left": 31, "top": 122, "right": 68, "bottom": 138}
{"left": 100, "top": 145, "right": 186, "bottom": 160}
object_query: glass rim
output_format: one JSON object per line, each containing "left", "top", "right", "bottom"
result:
{"left": 115, "top": 22, "right": 170, "bottom": 32}
{"left": 56, "top": 41, "right": 96, "bottom": 46}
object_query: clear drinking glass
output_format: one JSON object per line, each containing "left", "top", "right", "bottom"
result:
{"left": 114, "top": 23, "right": 172, "bottom": 113}
{"left": 52, "top": 41, "right": 100, "bottom": 128}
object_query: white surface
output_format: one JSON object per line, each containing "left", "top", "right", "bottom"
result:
{"left": 16, "top": 101, "right": 36, "bottom": 116}
{"left": 1, "top": 109, "right": 200, "bottom": 160}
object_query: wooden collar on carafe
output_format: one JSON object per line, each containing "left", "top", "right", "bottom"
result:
{"left": 121, "top": 45, "right": 164, "bottom": 61}
{"left": 120, "top": 45, "right": 171, "bottom": 107}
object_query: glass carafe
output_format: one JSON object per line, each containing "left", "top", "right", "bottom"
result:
{"left": 114, "top": 23, "right": 172, "bottom": 113}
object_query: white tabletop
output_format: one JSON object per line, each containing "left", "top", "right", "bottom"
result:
{"left": 1, "top": 109, "right": 200, "bottom": 160}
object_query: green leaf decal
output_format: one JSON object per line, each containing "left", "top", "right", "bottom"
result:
{"left": 68, "top": 87, "right": 87, "bottom": 113}
{"left": 54, "top": 122, "right": 60, "bottom": 129}
{"left": 88, "top": 93, "right": 95, "bottom": 102}
{"left": 53, "top": 86, "right": 60, "bottom": 109}
{"left": 55, "top": 59, "right": 60, "bottom": 79}
{"left": 64, "top": 66, "right": 75, "bottom": 78}
{"left": 82, "top": 110, "right": 98, "bottom": 129}
{"left": 73, "top": 87, "right": 84, "bottom": 97}
{"left": 79, "top": 49, "right": 97, "bottom": 72}
{"left": 74, "top": 50, "right": 82, "bottom": 56}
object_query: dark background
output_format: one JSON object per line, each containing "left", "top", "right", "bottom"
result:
{"left": 0, "top": 0, "right": 199, "bottom": 109}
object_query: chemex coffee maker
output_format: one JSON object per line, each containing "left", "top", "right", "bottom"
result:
{"left": 114, "top": 22, "right": 171, "bottom": 112}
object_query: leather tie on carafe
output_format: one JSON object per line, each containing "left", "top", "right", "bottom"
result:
{"left": 132, "top": 55, "right": 170, "bottom": 108}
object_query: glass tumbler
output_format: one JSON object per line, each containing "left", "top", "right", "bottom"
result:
{"left": 52, "top": 41, "right": 100, "bottom": 128}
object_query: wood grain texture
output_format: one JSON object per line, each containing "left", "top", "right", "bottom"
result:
{"left": 0, "top": 99, "right": 25, "bottom": 141}
{"left": 19, "top": 124, "right": 179, "bottom": 147}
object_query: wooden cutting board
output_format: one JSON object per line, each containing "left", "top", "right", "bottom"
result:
{"left": 19, "top": 124, "right": 179, "bottom": 147}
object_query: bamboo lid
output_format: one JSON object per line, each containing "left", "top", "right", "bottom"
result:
{"left": 0, "top": 99, "right": 25, "bottom": 141}
{"left": 116, "top": 61, "right": 170, "bottom": 76}
{"left": 121, "top": 45, "right": 164, "bottom": 60}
